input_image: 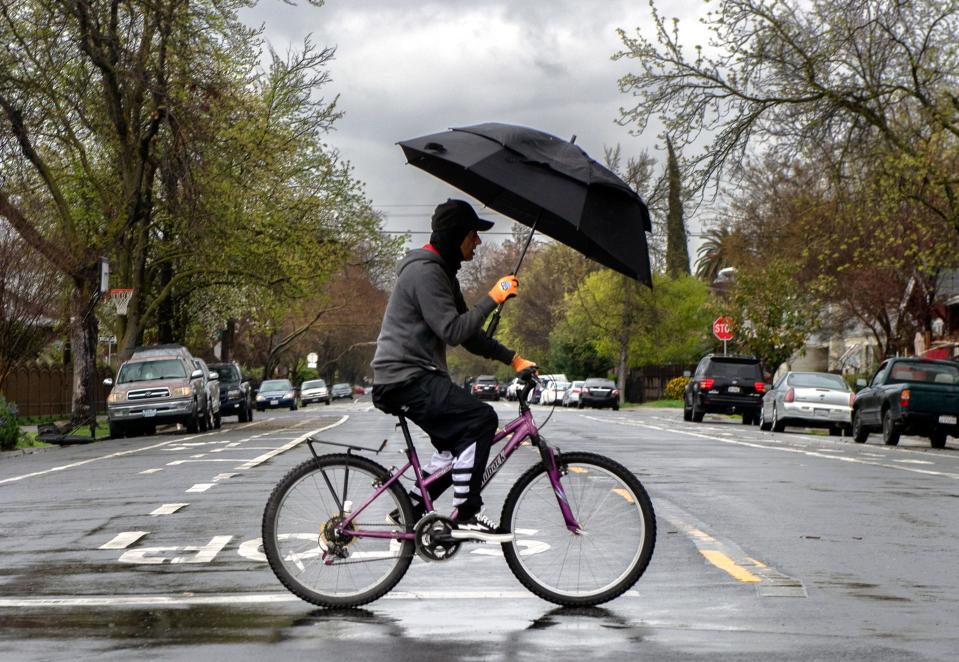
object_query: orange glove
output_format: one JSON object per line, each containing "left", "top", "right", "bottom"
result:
{"left": 489, "top": 275, "right": 519, "bottom": 305}
{"left": 511, "top": 354, "right": 537, "bottom": 373}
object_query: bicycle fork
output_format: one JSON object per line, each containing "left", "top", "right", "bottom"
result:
{"left": 533, "top": 436, "right": 585, "bottom": 535}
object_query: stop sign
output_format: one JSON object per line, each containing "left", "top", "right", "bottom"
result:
{"left": 713, "top": 316, "right": 734, "bottom": 341}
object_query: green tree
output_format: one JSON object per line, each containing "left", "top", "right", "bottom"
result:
{"left": 665, "top": 137, "right": 690, "bottom": 277}
{"left": 616, "top": 0, "right": 959, "bottom": 237}
{"left": 722, "top": 260, "right": 820, "bottom": 375}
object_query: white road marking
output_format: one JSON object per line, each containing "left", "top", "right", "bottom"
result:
{"left": 167, "top": 459, "right": 255, "bottom": 465}
{"left": 0, "top": 433, "right": 213, "bottom": 485}
{"left": 150, "top": 503, "right": 189, "bottom": 516}
{"left": 235, "top": 416, "right": 349, "bottom": 470}
{"left": 139, "top": 468, "right": 163, "bottom": 474}
{"left": 0, "top": 589, "right": 641, "bottom": 608}
{"left": 119, "top": 536, "right": 232, "bottom": 564}
{"left": 99, "top": 531, "right": 149, "bottom": 550}
{"left": 212, "top": 473, "right": 238, "bottom": 481}
{"left": 588, "top": 416, "right": 959, "bottom": 480}
{"left": 894, "top": 459, "right": 935, "bottom": 465}
{"left": 190, "top": 454, "right": 206, "bottom": 459}
{"left": 185, "top": 483, "right": 214, "bottom": 493}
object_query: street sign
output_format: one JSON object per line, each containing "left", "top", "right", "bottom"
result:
{"left": 307, "top": 352, "right": 318, "bottom": 369}
{"left": 713, "top": 316, "right": 734, "bottom": 342}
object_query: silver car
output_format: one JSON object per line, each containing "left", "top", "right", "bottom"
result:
{"left": 759, "top": 371, "right": 854, "bottom": 435}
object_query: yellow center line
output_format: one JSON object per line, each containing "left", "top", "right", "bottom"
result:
{"left": 701, "top": 550, "right": 762, "bottom": 583}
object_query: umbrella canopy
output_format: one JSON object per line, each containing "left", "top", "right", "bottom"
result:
{"left": 398, "top": 122, "right": 652, "bottom": 285}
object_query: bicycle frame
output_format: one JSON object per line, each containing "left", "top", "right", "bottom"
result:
{"left": 332, "top": 392, "right": 583, "bottom": 544}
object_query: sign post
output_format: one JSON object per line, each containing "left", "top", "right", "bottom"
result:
{"left": 712, "top": 316, "right": 735, "bottom": 356}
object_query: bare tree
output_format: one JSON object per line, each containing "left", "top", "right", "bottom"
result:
{"left": 0, "top": 222, "right": 61, "bottom": 387}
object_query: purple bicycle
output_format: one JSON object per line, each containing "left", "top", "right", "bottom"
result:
{"left": 262, "top": 371, "right": 656, "bottom": 607}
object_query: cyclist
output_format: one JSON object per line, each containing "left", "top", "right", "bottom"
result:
{"left": 371, "top": 199, "right": 536, "bottom": 542}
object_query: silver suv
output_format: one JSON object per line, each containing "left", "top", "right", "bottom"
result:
{"left": 105, "top": 345, "right": 212, "bottom": 438}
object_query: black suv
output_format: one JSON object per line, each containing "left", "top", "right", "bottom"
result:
{"left": 209, "top": 361, "right": 254, "bottom": 422}
{"left": 470, "top": 375, "right": 500, "bottom": 401}
{"left": 684, "top": 355, "right": 766, "bottom": 424}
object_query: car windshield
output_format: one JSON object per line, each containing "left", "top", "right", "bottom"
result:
{"left": 585, "top": 379, "right": 615, "bottom": 388}
{"left": 260, "top": 380, "right": 291, "bottom": 391}
{"left": 302, "top": 380, "right": 326, "bottom": 389}
{"left": 117, "top": 359, "right": 186, "bottom": 384}
{"left": 209, "top": 364, "right": 239, "bottom": 382}
{"left": 333, "top": 383, "right": 350, "bottom": 390}
{"left": 889, "top": 361, "right": 959, "bottom": 384}
{"left": 708, "top": 360, "right": 763, "bottom": 380}
{"left": 552, "top": 382, "right": 570, "bottom": 389}
{"left": 476, "top": 376, "right": 497, "bottom": 383}
{"left": 787, "top": 373, "right": 848, "bottom": 389}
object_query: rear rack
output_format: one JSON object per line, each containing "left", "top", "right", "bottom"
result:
{"left": 306, "top": 436, "right": 388, "bottom": 459}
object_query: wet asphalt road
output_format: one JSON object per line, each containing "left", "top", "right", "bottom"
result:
{"left": 1, "top": 398, "right": 959, "bottom": 661}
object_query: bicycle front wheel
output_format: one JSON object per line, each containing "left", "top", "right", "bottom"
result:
{"left": 501, "top": 451, "right": 655, "bottom": 606}
{"left": 262, "top": 454, "right": 415, "bottom": 608}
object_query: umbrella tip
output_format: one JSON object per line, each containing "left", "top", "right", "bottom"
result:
{"left": 570, "top": 134, "right": 577, "bottom": 144}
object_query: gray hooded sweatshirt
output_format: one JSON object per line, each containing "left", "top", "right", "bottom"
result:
{"left": 372, "top": 248, "right": 515, "bottom": 384}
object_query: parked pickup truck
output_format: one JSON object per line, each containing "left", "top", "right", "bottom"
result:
{"left": 851, "top": 358, "right": 959, "bottom": 448}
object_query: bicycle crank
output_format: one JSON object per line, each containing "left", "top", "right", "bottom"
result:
{"left": 414, "top": 513, "right": 461, "bottom": 562}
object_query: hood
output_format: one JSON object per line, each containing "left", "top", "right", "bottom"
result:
{"left": 397, "top": 247, "right": 448, "bottom": 278}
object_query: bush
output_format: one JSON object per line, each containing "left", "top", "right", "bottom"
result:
{"left": 665, "top": 376, "right": 689, "bottom": 401}
{"left": 0, "top": 397, "right": 22, "bottom": 451}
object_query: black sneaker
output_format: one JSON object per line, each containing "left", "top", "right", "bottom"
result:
{"left": 449, "top": 511, "right": 513, "bottom": 543}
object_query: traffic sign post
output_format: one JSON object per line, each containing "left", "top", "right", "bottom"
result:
{"left": 713, "top": 316, "right": 734, "bottom": 355}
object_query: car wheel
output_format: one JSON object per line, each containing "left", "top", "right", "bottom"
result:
{"left": 881, "top": 409, "right": 900, "bottom": 446}
{"left": 741, "top": 411, "right": 753, "bottom": 425}
{"left": 683, "top": 396, "right": 692, "bottom": 421}
{"left": 772, "top": 405, "right": 786, "bottom": 433}
{"left": 759, "top": 406, "right": 772, "bottom": 431}
{"left": 186, "top": 405, "right": 200, "bottom": 433}
{"left": 691, "top": 398, "right": 704, "bottom": 423}
{"left": 930, "top": 431, "right": 947, "bottom": 449}
{"left": 109, "top": 422, "right": 125, "bottom": 439}
{"left": 851, "top": 409, "right": 868, "bottom": 443}
{"left": 612, "top": 403, "right": 620, "bottom": 411}
{"left": 325, "top": 399, "right": 330, "bottom": 406}
{"left": 829, "top": 426, "right": 841, "bottom": 436}
{"left": 247, "top": 402, "right": 254, "bottom": 421}
{"left": 213, "top": 411, "right": 221, "bottom": 429}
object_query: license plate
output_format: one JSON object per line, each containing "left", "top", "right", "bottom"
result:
{"left": 940, "top": 415, "right": 957, "bottom": 425}
{"left": 270, "top": 400, "right": 279, "bottom": 406}
{"left": 142, "top": 409, "right": 156, "bottom": 418}
{"left": 815, "top": 408, "right": 829, "bottom": 417}
{"left": 727, "top": 386, "right": 740, "bottom": 393}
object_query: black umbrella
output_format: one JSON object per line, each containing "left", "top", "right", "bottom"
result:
{"left": 398, "top": 122, "right": 652, "bottom": 286}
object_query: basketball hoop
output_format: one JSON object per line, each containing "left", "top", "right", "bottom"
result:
{"left": 109, "top": 288, "right": 133, "bottom": 316}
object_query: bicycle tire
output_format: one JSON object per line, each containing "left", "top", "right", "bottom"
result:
{"left": 500, "top": 451, "right": 656, "bottom": 606}
{"left": 262, "top": 454, "right": 415, "bottom": 608}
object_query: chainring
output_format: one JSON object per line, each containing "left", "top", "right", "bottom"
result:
{"left": 414, "top": 513, "right": 461, "bottom": 562}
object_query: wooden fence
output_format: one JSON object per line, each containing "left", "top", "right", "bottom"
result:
{"left": 1, "top": 366, "right": 111, "bottom": 418}
{"left": 625, "top": 364, "right": 696, "bottom": 403}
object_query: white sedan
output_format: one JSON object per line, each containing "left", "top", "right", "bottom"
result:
{"left": 540, "top": 381, "right": 570, "bottom": 406}
{"left": 759, "top": 371, "right": 854, "bottom": 435}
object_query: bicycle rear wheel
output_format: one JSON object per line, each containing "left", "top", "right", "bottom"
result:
{"left": 500, "top": 451, "right": 655, "bottom": 606}
{"left": 262, "top": 453, "right": 415, "bottom": 607}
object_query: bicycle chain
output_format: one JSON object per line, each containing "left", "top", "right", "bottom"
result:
{"left": 322, "top": 522, "right": 415, "bottom": 566}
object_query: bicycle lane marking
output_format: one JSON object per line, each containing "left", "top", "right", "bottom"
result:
{"left": 234, "top": 415, "right": 348, "bottom": 469}
{"left": 106, "top": 416, "right": 350, "bottom": 565}
{"left": 0, "top": 432, "right": 217, "bottom": 486}
{"left": 586, "top": 415, "right": 959, "bottom": 481}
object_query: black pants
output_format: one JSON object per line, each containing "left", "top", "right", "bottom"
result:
{"left": 373, "top": 372, "right": 498, "bottom": 518}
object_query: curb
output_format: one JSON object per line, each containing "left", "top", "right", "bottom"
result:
{"left": 1, "top": 444, "right": 60, "bottom": 459}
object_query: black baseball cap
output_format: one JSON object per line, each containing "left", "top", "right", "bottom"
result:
{"left": 431, "top": 199, "right": 494, "bottom": 233}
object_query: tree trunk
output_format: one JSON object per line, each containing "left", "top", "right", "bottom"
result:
{"left": 222, "top": 318, "right": 236, "bottom": 362}
{"left": 617, "top": 275, "right": 630, "bottom": 404}
{"left": 70, "top": 278, "right": 99, "bottom": 427}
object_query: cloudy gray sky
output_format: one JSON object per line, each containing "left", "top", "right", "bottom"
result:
{"left": 242, "top": 0, "right": 707, "bottom": 248}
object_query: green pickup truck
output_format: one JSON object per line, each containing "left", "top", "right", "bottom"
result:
{"left": 851, "top": 358, "right": 959, "bottom": 448}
